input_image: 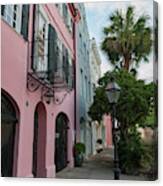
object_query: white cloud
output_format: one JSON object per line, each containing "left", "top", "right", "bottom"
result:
{"left": 137, "top": 62, "right": 153, "bottom": 83}
{"left": 137, "top": 53, "right": 153, "bottom": 83}
{"left": 100, "top": 61, "right": 111, "bottom": 76}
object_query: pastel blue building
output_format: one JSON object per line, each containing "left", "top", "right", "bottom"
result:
{"left": 75, "top": 3, "right": 92, "bottom": 157}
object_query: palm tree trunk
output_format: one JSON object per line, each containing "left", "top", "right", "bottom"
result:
{"left": 124, "top": 54, "right": 131, "bottom": 71}
{"left": 124, "top": 59, "right": 130, "bottom": 71}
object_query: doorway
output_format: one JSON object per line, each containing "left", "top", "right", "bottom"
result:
{"left": 1, "top": 93, "right": 18, "bottom": 177}
{"left": 55, "top": 113, "right": 69, "bottom": 172}
{"left": 32, "top": 102, "right": 47, "bottom": 177}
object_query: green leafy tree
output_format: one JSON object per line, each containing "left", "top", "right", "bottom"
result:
{"left": 89, "top": 70, "right": 155, "bottom": 135}
{"left": 88, "top": 70, "right": 156, "bottom": 174}
{"left": 101, "top": 6, "right": 152, "bottom": 71}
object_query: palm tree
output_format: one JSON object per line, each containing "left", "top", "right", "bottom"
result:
{"left": 101, "top": 6, "right": 152, "bottom": 71}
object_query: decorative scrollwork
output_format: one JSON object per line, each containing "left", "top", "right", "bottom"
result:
{"left": 27, "top": 73, "right": 41, "bottom": 92}
{"left": 53, "top": 91, "right": 70, "bottom": 105}
{"left": 27, "top": 71, "right": 72, "bottom": 104}
{"left": 40, "top": 86, "right": 54, "bottom": 104}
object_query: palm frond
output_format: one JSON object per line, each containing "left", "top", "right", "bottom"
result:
{"left": 101, "top": 6, "right": 152, "bottom": 71}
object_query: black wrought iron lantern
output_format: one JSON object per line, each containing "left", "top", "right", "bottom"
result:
{"left": 105, "top": 78, "right": 121, "bottom": 104}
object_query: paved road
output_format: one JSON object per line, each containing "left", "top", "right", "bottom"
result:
{"left": 56, "top": 148, "right": 148, "bottom": 181}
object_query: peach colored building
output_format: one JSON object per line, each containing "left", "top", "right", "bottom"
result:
{"left": 1, "top": 4, "right": 80, "bottom": 177}
{"left": 103, "top": 114, "right": 113, "bottom": 148}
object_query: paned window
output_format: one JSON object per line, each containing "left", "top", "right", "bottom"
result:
{"left": 1, "top": 5, "right": 22, "bottom": 33}
{"left": 33, "top": 5, "right": 49, "bottom": 72}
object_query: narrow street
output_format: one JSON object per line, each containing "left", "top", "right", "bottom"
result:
{"left": 56, "top": 148, "right": 148, "bottom": 181}
{"left": 1, "top": 2, "right": 157, "bottom": 180}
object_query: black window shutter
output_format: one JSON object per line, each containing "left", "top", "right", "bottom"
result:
{"left": 1, "top": 5, "right": 5, "bottom": 16}
{"left": 21, "top": 5, "right": 29, "bottom": 41}
{"left": 48, "top": 24, "right": 57, "bottom": 84}
{"left": 62, "top": 44, "right": 66, "bottom": 80}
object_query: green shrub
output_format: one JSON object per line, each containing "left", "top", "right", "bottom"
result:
{"left": 74, "top": 143, "right": 86, "bottom": 155}
{"left": 141, "top": 140, "right": 158, "bottom": 180}
{"left": 118, "top": 128, "right": 154, "bottom": 176}
{"left": 118, "top": 133, "right": 142, "bottom": 174}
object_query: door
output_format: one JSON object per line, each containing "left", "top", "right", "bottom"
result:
{"left": 55, "top": 114, "right": 68, "bottom": 172}
{"left": 1, "top": 93, "right": 17, "bottom": 177}
{"left": 32, "top": 102, "right": 47, "bottom": 177}
{"left": 32, "top": 110, "right": 38, "bottom": 177}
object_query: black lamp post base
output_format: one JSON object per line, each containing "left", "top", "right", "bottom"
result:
{"left": 114, "top": 168, "right": 121, "bottom": 180}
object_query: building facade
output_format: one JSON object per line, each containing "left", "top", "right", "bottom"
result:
{"left": 103, "top": 114, "right": 113, "bottom": 148}
{"left": 1, "top": 3, "right": 80, "bottom": 177}
{"left": 89, "top": 38, "right": 104, "bottom": 154}
{"left": 75, "top": 3, "right": 92, "bottom": 157}
{"left": 89, "top": 38, "right": 101, "bottom": 99}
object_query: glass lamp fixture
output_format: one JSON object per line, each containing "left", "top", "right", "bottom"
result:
{"left": 105, "top": 78, "right": 121, "bottom": 104}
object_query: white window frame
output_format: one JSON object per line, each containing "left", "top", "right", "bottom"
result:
{"left": 68, "top": 51, "right": 73, "bottom": 87}
{"left": 2, "top": 5, "right": 22, "bottom": 33}
{"left": 68, "top": 50, "right": 72, "bottom": 66}
{"left": 56, "top": 38, "right": 63, "bottom": 77}
{"left": 67, "top": 11, "right": 73, "bottom": 33}
{"left": 34, "top": 5, "right": 49, "bottom": 73}
{"left": 55, "top": 3, "right": 72, "bottom": 34}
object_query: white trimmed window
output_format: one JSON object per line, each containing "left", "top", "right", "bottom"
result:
{"left": 55, "top": 3, "right": 73, "bottom": 34}
{"left": 33, "top": 5, "right": 49, "bottom": 72}
{"left": 68, "top": 52, "right": 74, "bottom": 88}
{"left": 63, "top": 5, "right": 73, "bottom": 34}
{"left": 68, "top": 51, "right": 72, "bottom": 66}
{"left": 56, "top": 38, "right": 63, "bottom": 76}
{"left": 67, "top": 12, "right": 73, "bottom": 34}
{"left": 2, "top": 5, "right": 22, "bottom": 33}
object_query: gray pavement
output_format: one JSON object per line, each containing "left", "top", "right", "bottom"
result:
{"left": 56, "top": 148, "right": 149, "bottom": 181}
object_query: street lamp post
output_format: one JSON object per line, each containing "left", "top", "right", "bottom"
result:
{"left": 105, "top": 77, "right": 121, "bottom": 180}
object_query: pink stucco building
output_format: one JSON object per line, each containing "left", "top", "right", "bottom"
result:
{"left": 103, "top": 114, "right": 113, "bottom": 148}
{"left": 1, "top": 4, "right": 80, "bottom": 177}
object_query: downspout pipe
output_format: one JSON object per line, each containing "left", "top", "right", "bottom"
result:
{"left": 73, "top": 18, "right": 77, "bottom": 144}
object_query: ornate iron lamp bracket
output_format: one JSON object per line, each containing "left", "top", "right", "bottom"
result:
{"left": 27, "top": 73, "right": 41, "bottom": 92}
{"left": 53, "top": 91, "right": 69, "bottom": 105}
{"left": 27, "top": 72, "right": 72, "bottom": 104}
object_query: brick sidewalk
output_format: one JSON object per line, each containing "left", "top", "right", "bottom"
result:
{"left": 56, "top": 148, "right": 149, "bottom": 181}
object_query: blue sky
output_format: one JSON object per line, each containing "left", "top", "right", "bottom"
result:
{"left": 84, "top": 0, "right": 154, "bottom": 82}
